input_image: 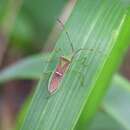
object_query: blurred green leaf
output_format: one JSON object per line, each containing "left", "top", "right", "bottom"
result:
{"left": 0, "top": 53, "right": 48, "bottom": 83}
{"left": 21, "top": 0, "right": 68, "bottom": 42}
{"left": 16, "top": 0, "right": 130, "bottom": 130}
{"left": 11, "top": 14, "right": 34, "bottom": 43}
{"left": 15, "top": 95, "right": 32, "bottom": 130}
{"left": 89, "top": 75, "right": 130, "bottom": 130}
{"left": 0, "top": 0, "right": 68, "bottom": 54}
{"left": 0, "top": 0, "right": 8, "bottom": 23}
{"left": 89, "top": 112, "right": 124, "bottom": 130}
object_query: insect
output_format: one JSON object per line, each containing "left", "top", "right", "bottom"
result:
{"left": 48, "top": 19, "right": 94, "bottom": 94}
{"left": 48, "top": 56, "right": 71, "bottom": 93}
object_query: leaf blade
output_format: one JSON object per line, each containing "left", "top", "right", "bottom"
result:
{"left": 89, "top": 75, "right": 130, "bottom": 130}
{"left": 18, "top": 0, "right": 130, "bottom": 130}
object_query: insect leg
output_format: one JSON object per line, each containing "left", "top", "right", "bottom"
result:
{"left": 57, "top": 19, "right": 75, "bottom": 53}
{"left": 72, "top": 46, "right": 104, "bottom": 61}
{"left": 72, "top": 70, "right": 85, "bottom": 86}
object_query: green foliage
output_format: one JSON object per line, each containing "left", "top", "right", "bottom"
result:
{"left": 21, "top": 0, "right": 68, "bottom": 42}
{"left": 89, "top": 75, "right": 130, "bottom": 130}
{"left": 16, "top": 0, "right": 130, "bottom": 130}
{"left": 0, "top": 0, "right": 8, "bottom": 23}
{"left": 0, "top": 0, "right": 130, "bottom": 130}
{"left": 0, "top": 54, "right": 48, "bottom": 82}
{"left": 15, "top": 74, "right": 130, "bottom": 130}
{"left": 0, "top": 0, "right": 68, "bottom": 54}
{"left": 3, "top": 53, "right": 129, "bottom": 130}
{"left": 0, "top": 54, "right": 130, "bottom": 130}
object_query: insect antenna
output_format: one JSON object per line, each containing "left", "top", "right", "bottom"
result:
{"left": 57, "top": 19, "right": 74, "bottom": 53}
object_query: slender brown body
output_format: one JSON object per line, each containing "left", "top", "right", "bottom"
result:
{"left": 48, "top": 56, "right": 71, "bottom": 93}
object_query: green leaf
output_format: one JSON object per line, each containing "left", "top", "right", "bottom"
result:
{"left": 89, "top": 111, "right": 125, "bottom": 130}
{"left": 18, "top": 0, "right": 130, "bottom": 130}
{"left": 5, "top": 0, "right": 129, "bottom": 130}
{"left": 16, "top": 75, "right": 130, "bottom": 130}
{"left": 1, "top": 53, "right": 129, "bottom": 129}
{"left": 15, "top": 95, "right": 32, "bottom": 130}
{"left": 89, "top": 75, "right": 130, "bottom": 130}
{"left": 0, "top": 0, "right": 67, "bottom": 52}
{"left": 0, "top": 53, "right": 48, "bottom": 83}
{"left": 11, "top": 14, "right": 35, "bottom": 43}
{"left": 0, "top": 53, "right": 130, "bottom": 129}
{"left": 22, "top": 0, "right": 68, "bottom": 42}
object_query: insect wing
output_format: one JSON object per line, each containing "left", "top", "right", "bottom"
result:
{"left": 48, "top": 72, "right": 62, "bottom": 93}
{"left": 48, "top": 57, "right": 71, "bottom": 94}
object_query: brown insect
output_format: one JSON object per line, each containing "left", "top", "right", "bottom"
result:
{"left": 48, "top": 19, "right": 94, "bottom": 94}
{"left": 48, "top": 56, "right": 71, "bottom": 93}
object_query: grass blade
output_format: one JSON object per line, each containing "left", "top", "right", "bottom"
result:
{"left": 0, "top": 54, "right": 48, "bottom": 83}
{"left": 16, "top": 0, "right": 130, "bottom": 129}
{"left": 89, "top": 75, "right": 130, "bottom": 130}
{"left": 15, "top": 74, "right": 130, "bottom": 130}
{"left": 1, "top": 53, "right": 129, "bottom": 129}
